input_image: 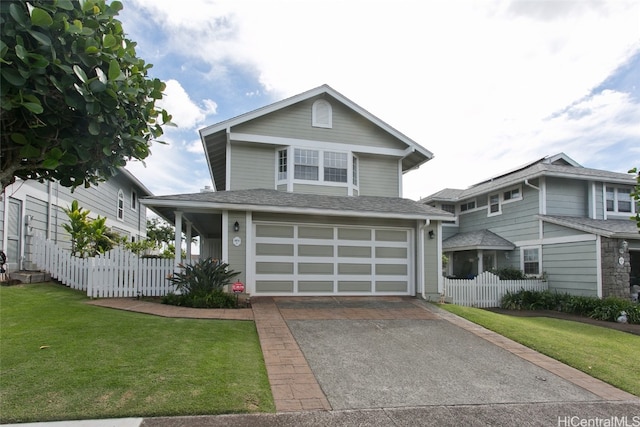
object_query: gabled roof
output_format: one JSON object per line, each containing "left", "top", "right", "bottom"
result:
{"left": 422, "top": 153, "right": 634, "bottom": 203}
{"left": 538, "top": 215, "right": 639, "bottom": 239}
{"left": 442, "top": 229, "right": 515, "bottom": 251}
{"left": 199, "top": 85, "right": 434, "bottom": 190}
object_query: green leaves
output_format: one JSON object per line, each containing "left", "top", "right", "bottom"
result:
{"left": 1, "top": 0, "right": 172, "bottom": 192}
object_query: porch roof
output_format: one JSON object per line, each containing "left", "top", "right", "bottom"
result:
{"left": 142, "top": 188, "right": 454, "bottom": 237}
{"left": 538, "top": 215, "right": 639, "bottom": 239}
{"left": 443, "top": 229, "right": 515, "bottom": 252}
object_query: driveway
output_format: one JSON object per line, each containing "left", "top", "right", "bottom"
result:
{"left": 276, "top": 297, "right": 606, "bottom": 410}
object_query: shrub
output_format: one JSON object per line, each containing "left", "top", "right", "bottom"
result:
{"left": 491, "top": 268, "right": 528, "bottom": 280}
{"left": 500, "top": 289, "right": 639, "bottom": 324}
{"left": 163, "top": 258, "right": 241, "bottom": 309}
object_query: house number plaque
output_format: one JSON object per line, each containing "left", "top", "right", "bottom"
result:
{"left": 618, "top": 256, "right": 624, "bottom": 266}
{"left": 233, "top": 236, "right": 242, "bottom": 247}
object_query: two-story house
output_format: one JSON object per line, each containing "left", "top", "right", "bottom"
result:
{"left": 1, "top": 168, "right": 151, "bottom": 274}
{"left": 422, "top": 153, "right": 639, "bottom": 299}
{"left": 142, "top": 85, "right": 452, "bottom": 297}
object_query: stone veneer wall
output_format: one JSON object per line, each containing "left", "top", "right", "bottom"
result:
{"left": 600, "top": 237, "right": 631, "bottom": 299}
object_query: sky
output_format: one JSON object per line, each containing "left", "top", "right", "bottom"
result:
{"left": 117, "top": 0, "right": 640, "bottom": 201}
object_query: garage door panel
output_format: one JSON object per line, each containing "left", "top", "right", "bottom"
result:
{"left": 338, "top": 281, "right": 372, "bottom": 292}
{"left": 376, "top": 247, "right": 407, "bottom": 258}
{"left": 299, "top": 263, "right": 334, "bottom": 274}
{"left": 299, "top": 226, "right": 333, "bottom": 239}
{"left": 338, "top": 263, "right": 372, "bottom": 275}
{"left": 338, "top": 246, "right": 371, "bottom": 257}
{"left": 376, "top": 281, "right": 407, "bottom": 292}
{"left": 256, "top": 262, "right": 294, "bottom": 274}
{"left": 298, "top": 245, "right": 334, "bottom": 257}
{"left": 338, "top": 228, "right": 371, "bottom": 240}
{"left": 376, "top": 229, "right": 408, "bottom": 242}
{"left": 256, "top": 281, "right": 294, "bottom": 292}
{"left": 299, "top": 281, "right": 334, "bottom": 292}
{"left": 256, "top": 224, "right": 294, "bottom": 238}
{"left": 376, "top": 264, "right": 407, "bottom": 275}
{"left": 256, "top": 243, "right": 294, "bottom": 256}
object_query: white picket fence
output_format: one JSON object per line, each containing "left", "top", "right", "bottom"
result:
{"left": 31, "top": 235, "right": 175, "bottom": 298}
{"left": 443, "top": 271, "right": 548, "bottom": 308}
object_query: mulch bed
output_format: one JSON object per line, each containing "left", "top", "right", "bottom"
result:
{"left": 485, "top": 308, "right": 640, "bottom": 336}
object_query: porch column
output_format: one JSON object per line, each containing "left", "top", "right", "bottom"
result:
{"left": 185, "top": 221, "right": 192, "bottom": 262}
{"left": 174, "top": 211, "right": 182, "bottom": 271}
{"left": 478, "top": 249, "right": 484, "bottom": 274}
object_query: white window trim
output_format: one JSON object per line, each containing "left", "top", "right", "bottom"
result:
{"left": 487, "top": 185, "right": 522, "bottom": 217}
{"left": 488, "top": 193, "right": 501, "bottom": 216}
{"left": 502, "top": 185, "right": 522, "bottom": 204}
{"left": 131, "top": 190, "right": 137, "bottom": 212}
{"left": 605, "top": 185, "right": 635, "bottom": 216}
{"left": 117, "top": 189, "right": 125, "bottom": 221}
{"left": 520, "top": 245, "right": 542, "bottom": 277}
{"left": 276, "top": 146, "right": 359, "bottom": 193}
{"left": 459, "top": 199, "right": 478, "bottom": 214}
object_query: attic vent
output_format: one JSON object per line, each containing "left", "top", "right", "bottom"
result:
{"left": 312, "top": 99, "right": 332, "bottom": 128}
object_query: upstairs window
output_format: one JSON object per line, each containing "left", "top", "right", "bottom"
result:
{"left": 460, "top": 200, "right": 476, "bottom": 212}
{"left": 324, "top": 151, "right": 347, "bottom": 182}
{"left": 503, "top": 187, "right": 520, "bottom": 201}
{"left": 312, "top": 99, "right": 332, "bottom": 128}
{"left": 117, "top": 189, "right": 124, "bottom": 221}
{"left": 294, "top": 149, "right": 319, "bottom": 180}
{"left": 441, "top": 204, "right": 455, "bottom": 214}
{"left": 353, "top": 156, "right": 358, "bottom": 186}
{"left": 131, "top": 190, "right": 137, "bottom": 211}
{"left": 488, "top": 194, "right": 500, "bottom": 215}
{"left": 278, "top": 149, "right": 288, "bottom": 180}
{"left": 607, "top": 187, "right": 632, "bottom": 213}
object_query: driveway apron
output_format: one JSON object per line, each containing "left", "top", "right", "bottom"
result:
{"left": 275, "top": 297, "right": 620, "bottom": 411}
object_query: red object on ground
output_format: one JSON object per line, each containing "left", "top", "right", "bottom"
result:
{"left": 232, "top": 281, "right": 245, "bottom": 293}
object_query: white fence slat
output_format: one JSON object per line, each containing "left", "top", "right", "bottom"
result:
{"left": 444, "top": 271, "right": 548, "bottom": 308}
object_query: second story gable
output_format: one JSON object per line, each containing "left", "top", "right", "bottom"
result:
{"left": 199, "top": 85, "right": 433, "bottom": 198}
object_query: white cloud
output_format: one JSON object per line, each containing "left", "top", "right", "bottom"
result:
{"left": 157, "top": 79, "right": 217, "bottom": 130}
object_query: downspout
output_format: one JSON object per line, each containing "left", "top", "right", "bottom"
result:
{"left": 419, "top": 219, "right": 430, "bottom": 299}
{"left": 46, "top": 181, "right": 52, "bottom": 240}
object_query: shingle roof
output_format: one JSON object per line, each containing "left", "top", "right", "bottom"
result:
{"left": 539, "top": 215, "right": 640, "bottom": 239}
{"left": 143, "top": 188, "right": 453, "bottom": 220}
{"left": 443, "top": 229, "right": 515, "bottom": 251}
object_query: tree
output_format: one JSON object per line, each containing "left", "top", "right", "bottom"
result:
{"left": 630, "top": 167, "right": 640, "bottom": 231}
{"left": 62, "top": 199, "right": 115, "bottom": 257}
{"left": 0, "top": 0, "right": 172, "bottom": 191}
{"left": 146, "top": 217, "right": 176, "bottom": 248}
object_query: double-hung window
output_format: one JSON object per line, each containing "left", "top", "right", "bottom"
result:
{"left": 607, "top": 187, "right": 632, "bottom": 213}
{"left": 522, "top": 247, "right": 540, "bottom": 275}
{"left": 294, "top": 149, "right": 319, "bottom": 180}
{"left": 117, "top": 189, "right": 124, "bottom": 221}
{"left": 488, "top": 194, "right": 500, "bottom": 214}
{"left": 324, "top": 151, "right": 348, "bottom": 182}
{"left": 278, "top": 149, "right": 288, "bottom": 180}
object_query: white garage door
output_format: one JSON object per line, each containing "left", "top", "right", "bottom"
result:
{"left": 253, "top": 222, "right": 413, "bottom": 295}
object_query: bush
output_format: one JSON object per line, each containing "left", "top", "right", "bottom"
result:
{"left": 163, "top": 258, "right": 241, "bottom": 309}
{"left": 500, "top": 289, "right": 639, "bottom": 324}
{"left": 491, "top": 268, "right": 528, "bottom": 280}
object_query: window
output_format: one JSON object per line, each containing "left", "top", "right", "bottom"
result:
{"left": 503, "top": 187, "right": 520, "bottom": 201}
{"left": 324, "top": 151, "right": 348, "bottom": 182}
{"left": 131, "top": 190, "right": 137, "bottom": 211}
{"left": 352, "top": 156, "right": 358, "bottom": 186}
{"left": 117, "top": 190, "right": 124, "bottom": 221}
{"left": 460, "top": 200, "right": 475, "bottom": 212}
{"left": 294, "top": 149, "right": 319, "bottom": 180}
{"left": 278, "top": 149, "right": 288, "bottom": 180}
{"left": 522, "top": 247, "right": 540, "bottom": 275}
{"left": 489, "top": 194, "right": 500, "bottom": 214}
{"left": 607, "top": 187, "right": 632, "bottom": 213}
{"left": 312, "top": 99, "right": 332, "bottom": 128}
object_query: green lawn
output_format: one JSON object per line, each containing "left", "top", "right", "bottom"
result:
{"left": 0, "top": 283, "right": 274, "bottom": 423}
{"left": 438, "top": 304, "right": 640, "bottom": 397}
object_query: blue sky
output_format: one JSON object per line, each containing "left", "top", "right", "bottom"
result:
{"left": 117, "top": 0, "right": 640, "bottom": 201}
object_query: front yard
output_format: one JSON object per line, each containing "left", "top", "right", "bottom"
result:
{"left": 439, "top": 304, "right": 640, "bottom": 397}
{"left": 0, "top": 283, "right": 274, "bottom": 424}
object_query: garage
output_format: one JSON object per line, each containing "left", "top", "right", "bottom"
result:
{"left": 252, "top": 221, "right": 413, "bottom": 295}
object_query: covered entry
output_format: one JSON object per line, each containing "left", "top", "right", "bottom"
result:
{"left": 252, "top": 221, "right": 413, "bottom": 295}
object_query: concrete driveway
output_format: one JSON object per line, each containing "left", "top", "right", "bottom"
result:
{"left": 275, "top": 297, "right": 624, "bottom": 410}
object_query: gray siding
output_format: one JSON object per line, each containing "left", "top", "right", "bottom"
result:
{"left": 546, "top": 177, "right": 588, "bottom": 216}
{"left": 458, "top": 185, "right": 540, "bottom": 242}
{"left": 358, "top": 154, "right": 399, "bottom": 197}
{"left": 292, "top": 184, "right": 348, "bottom": 196}
{"left": 423, "top": 224, "right": 440, "bottom": 298}
{"left": 544, "top": 241, "right": 598, "bottom": 296}
{"left": 230, "top": 143, "right": 276, "bottom": 190}
{"left": 234, "top": 95, "right": 408, "bottom": 151}
{"left": 227, "top": 211, "right": 247, "bottom": 285}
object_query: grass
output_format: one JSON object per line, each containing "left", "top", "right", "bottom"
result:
{"left": 0, "top": 283, "right": 275, "bottom": 423}
{"left": 438, "top": 304, "right": 640, "bottom": 397}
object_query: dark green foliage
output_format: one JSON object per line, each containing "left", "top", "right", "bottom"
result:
{"left": 163, "top": 258, "right": 241, "bottom": 308}
{"left": 491, "top": 267, "right": 528, "bottom": 280}
{"left": 1, "top": 0, "right": 172, "bottom": 191}
{"left": 500, "top": 289, "right": 639, "bottom": 324}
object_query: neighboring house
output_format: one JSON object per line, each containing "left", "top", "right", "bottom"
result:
{"left": 422, "top": 153, "right": 639, "bottom": 299}
{"left": 0, "top": 168, "right": 151, "bottom": 273}
{"left": 143, "top": 85, "right": 452, "bottom": 297}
